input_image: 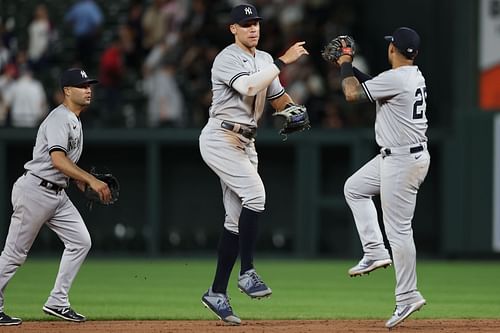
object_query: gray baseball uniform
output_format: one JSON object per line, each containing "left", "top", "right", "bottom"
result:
{"left": 199, "top": 43, "right": 284, "bottom": 234}
{"left": 0, "top": 104, "right": 91, "bottom": 311}
{"left": 344, "top": 65, "right": 430, "bottom": 305}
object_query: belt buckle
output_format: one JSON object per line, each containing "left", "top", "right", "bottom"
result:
{"left": 40, "top": 180, "right": 49, "bottom": 189}
{"left": 40, "top": 180, "right": 61, "bottom": 192}
{"left": 410, "top": 145, "right": 423, "bottom": 154}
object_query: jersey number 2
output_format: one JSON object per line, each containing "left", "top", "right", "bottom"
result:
{"left": 413, "top": 87, "right": 427, "bottom": 120}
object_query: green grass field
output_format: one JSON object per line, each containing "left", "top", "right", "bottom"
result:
{"left": 4, "top": 259, "right": 500, "bottom": 321}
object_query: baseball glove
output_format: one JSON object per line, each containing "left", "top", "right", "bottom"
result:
{"left": 272, "top": 103, "right": 311, "bottom": 140}
{"left": 84, "top": 170, "right": 120, "bottom": 206}
{"left": 321, "top": 35, "right": 356, "bottom": 64}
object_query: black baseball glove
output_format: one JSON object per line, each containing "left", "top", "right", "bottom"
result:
{"left": 272, "top": 103, "right": 311, "bottom": 140}
{"left": 84, "top": 170, "right": 120, "bottom": 206}
{"left": 321, "top": 35, "right": 356, "bottom": 64}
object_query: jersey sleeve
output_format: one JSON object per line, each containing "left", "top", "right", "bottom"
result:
{"left": 46, "top": 113, "right": 69, "bottom": 154}
{"left": 361, "top": 69, "right": 403, "bottom": 103}
{"left": 212, "top": 51, "right": 250, "bottom": 88}
{"left": 263, "top": 52, "right": 284, "bottom": 100}
{"left": 267, "top": 77, "right": 285, "bottom": 100}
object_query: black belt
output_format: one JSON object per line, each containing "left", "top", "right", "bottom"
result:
{"left": 24, "top": 171, "right": 64, "bottom": 192}
{"left": 220, "top": 121, "right": 257, "bottom": 139}
{"left": 383, "top": 145, "right": 424, "bottom": 156}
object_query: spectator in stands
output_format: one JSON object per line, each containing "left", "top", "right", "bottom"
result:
{"left": 143, "top": 47, "right": 185, "bottom": 127}
{"left": 0, "top": 17, "right": 16, "bottom": 56}
{"left": 27, "top": 4, "right": 52, "bottom": 72}
{"left": 0, "top": 40, "right": 10, "bottom": 73}
{"left": 0, "top": 63, "right": 18, "bottom": 126}
{"left": 120, "top": 24, "right": 141, "bottom": 72}
{"left": 141, "top": 0, "right": 167, "bottom": 53}
{"left": 125, "top": 0, "right": 145, "bottom": 70}
{"left": 0, "top": 63, "right": 16, "bottom": 92}
{"left": 0, "top": 63, "right": 16, "bottom": 126}
{"left": 99, "top": 32, "right": 124, "bottom": 126}
{"left": 64, "top": 0, "right": 103, "bottom": 69}
{"left": 3, "top": 64, "right": 47, "bottom": 127}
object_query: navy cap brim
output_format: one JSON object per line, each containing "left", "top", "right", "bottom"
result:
{"left": 62, "top": 79, "right": 99, "bottom": 87}
{"left": 384, "top": 36, "right": 394, "bottom": 42}
{"left": 236, "top": 16, "right": 262, "bottom": 25}
{"left": 80, "top": 79, "right": 99, "bottom": 85}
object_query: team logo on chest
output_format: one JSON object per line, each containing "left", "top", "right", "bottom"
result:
{"left": 68, "top": 134, "right": 81, "bottom": 151}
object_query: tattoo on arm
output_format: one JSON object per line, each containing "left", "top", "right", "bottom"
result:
{"left": 341, "top": 77, "right": 368, "bottom": 102}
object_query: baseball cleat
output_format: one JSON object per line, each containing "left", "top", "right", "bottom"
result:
{"left": 348, "top": 258, "right": 392, "bottom": 277}
{"left": 201, "top": 288, "right": 241, "bottom": 325}
{"left": 42, "top": 306, "right": 86, "bottom": 322}
{"left": 238, "top": 269, "right": 272, "bottom": 299}
{"left": 0, "top": 312, "right": 22, "bottom": 326}
{"left": 385, "top": 299, "right": 426, "bottom": 328}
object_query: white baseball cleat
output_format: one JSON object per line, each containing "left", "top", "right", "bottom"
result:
{"left": 385, "top": 299, "right": 426, "bottom": 328}
{"left": 348, "top": 258, "right": 392, "bottom": 277}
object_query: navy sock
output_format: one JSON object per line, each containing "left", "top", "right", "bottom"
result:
{"left": 211, "top": 228, "right": 239, "bottom": 294}
{"left": 238, "top": 207, "right": 260, "bottom": 275}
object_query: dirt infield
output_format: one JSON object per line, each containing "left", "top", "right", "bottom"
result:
{"left": 1, "top": 319, "right": 500, "bottom": 333}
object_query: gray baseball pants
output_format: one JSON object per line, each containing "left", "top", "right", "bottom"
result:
{"left": 0, "top": 172, "right": 91, "bottom": 311}
{"left": 344, "top": 149, "right": 430, "bottom": 305}
{"left": 199, "top": 118, "right": 265, "bottom": 234}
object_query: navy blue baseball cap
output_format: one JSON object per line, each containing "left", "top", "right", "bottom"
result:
{"left": 384, "top": 27, "right": 420, "bottom": 59}
{"left": 60, "top": 68, "right": 98, "bottom": 88}
{"left": 230, "top": 4, "right": 262, "bottom": 25}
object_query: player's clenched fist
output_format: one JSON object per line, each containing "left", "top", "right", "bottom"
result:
{"left": 279, "top": 41, "right": 309, "bottom": 64}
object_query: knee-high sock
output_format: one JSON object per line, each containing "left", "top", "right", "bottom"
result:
{"left": 211, "top": 228, "right": 239, "bottom": 294}
{"left": 239, "top": 207, "right": 260, "bottom": 275}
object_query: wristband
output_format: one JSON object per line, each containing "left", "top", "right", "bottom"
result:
{"left": 274, "top": 58, "right": 286, "bottom": 71}
{"left": 340, "top": 62, "right": 354, "bottom": 79}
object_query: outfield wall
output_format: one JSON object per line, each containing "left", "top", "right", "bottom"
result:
{"left": 0, "top": 127, "right": 489, "bottom": 258}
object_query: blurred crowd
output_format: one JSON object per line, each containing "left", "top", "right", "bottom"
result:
{"left": 0, "top": 0, "right": 374, "bottom": 129}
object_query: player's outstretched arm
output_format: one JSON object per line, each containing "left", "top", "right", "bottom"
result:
{"left": 232, "top": 42, "right": 309, "bottom": 97}
{"left": 322, "top": 36, "right": 368, "bottom": 103}
{"left": 278, "top": 41, "right": 309, "bottom": 65}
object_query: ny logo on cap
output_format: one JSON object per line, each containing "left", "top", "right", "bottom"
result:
{"left": 80, "top": 70, "right": 88, "bottom": 78}
{"left": 244, "top": 7, "right": 252, "bottom": 15}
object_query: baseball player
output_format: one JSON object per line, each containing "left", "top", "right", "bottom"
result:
{"left": 0, "top": 68, "right": 111, "bottom": 326}
{"left": 199, "top": 4, "right": 308, "bottom": 325}
{"left": 335, "top": 27, "right": 429, "bottom": 328}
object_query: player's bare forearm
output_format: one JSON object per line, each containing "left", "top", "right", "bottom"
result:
{"left": 50, "top": 151, "right": 95, "bottom": 185}
{"left": 51, "top": 151, "right": 111, "bottom": 201}
{"left": 270, "top": 93, "right": 294, "bottom": 111}
{"left": 341, "top": 77, "right": 368, "bottom": 103}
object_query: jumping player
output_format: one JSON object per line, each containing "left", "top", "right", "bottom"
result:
{"left": 0, "top": 68, "right": 112, "bottom": 325}
{"left": 199, "top": 3, "right": 308, "bottom": 325}
{"left": 336, "top": 27, "right": 430, "bottom": 328}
